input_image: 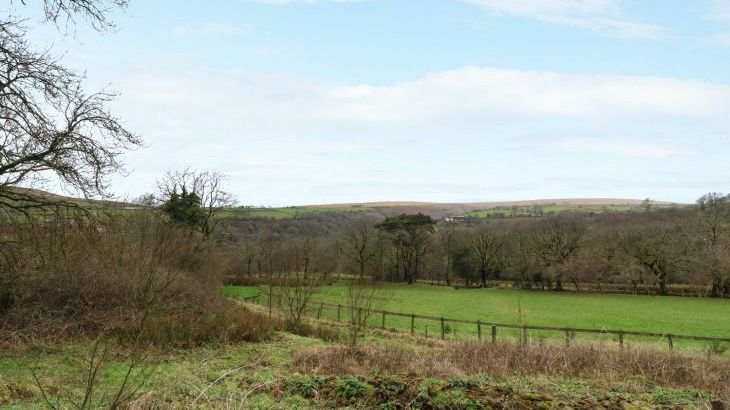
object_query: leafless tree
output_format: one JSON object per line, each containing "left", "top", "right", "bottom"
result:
{"left": 437, "top": 222, "right": 458, "bottom": 286}
{"left": 504, "top": 227, "right": 538, "bottom": 290}
{"left": 0, "top": 2, "right": 139, "bottom": 219}
{"left": 157, "top": 168, "right": 236, "bottom": 236}
{"left": 345, "top": 278, "right": 380, "bottom": 347}
{"left": 532, "top": 216, "right": 585, "bottom": 291}
{"left": 696, "top": 192, "right": 729, "bottom": 247}
{"left": 39, "top": 0, "right": 129, "bottom": 31}
{"left": 274, "top": 271, "right": 322, "bottom": 333}
{"left": 468, "top": 223, "right": 503, "bottom": 287}
{"left": 340, "top": 218, "right": 380, "bottom": 278}
{"left": 622, "top": 225, "right": 684, "bottom": 296}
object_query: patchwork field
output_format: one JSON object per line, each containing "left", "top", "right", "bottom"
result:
{"left": 464, "top": 203, "right": 648, "bottom": 218}
{"left": 225, "top": 283, "right": 730, "bottom": 350}
{"left": 218, "top": 205, "right": 372, "bottom": 219}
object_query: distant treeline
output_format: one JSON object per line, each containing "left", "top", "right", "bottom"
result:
{"left": 220, "top": 193, "right": 730, "bottom": 298}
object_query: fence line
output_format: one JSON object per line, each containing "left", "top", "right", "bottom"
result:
{"left": 242, "top": 294, "right": 730, "bottom": 350}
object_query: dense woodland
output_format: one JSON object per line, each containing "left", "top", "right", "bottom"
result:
{"left": 221, "top": 194, "right": 730, "bottom": 298}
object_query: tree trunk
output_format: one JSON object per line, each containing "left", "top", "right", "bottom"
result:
{"left": 555, "top": 276, "right": 564, "bottom": 291}
{"left": 445, "top": 255, "right": 451, "bottom": 286}
{"left": 711, "top": 280, "right": 720, "bottom": 298}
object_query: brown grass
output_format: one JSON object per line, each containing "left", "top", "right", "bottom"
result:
{"left": 293, "top": 340, "right": 730, "bottom": 400}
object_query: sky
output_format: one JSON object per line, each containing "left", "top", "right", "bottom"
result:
{"left": 12, "top": 0, "right": 730, "bottom": 205}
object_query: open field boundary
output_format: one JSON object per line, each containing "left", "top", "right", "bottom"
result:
{"left": 242, "top": 294, "right": 730, "bottom": 351}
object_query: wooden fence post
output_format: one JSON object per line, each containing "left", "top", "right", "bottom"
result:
{"left": 440, "top": 317, "right": 445, "bottom": 340}
{"left": 381, "top": 311, "right": 386, "bottom": 329}
{"left": 564, "top": 328, "right": 571, "bottom": 347}
{"left": 410, "top": 314, "right": 415, "bottom": 335}
{"left": 522, "top": 324, "right": 528, "bottom": 345}
{"left": 337, "top": 304, "right": 341, "bottom": 322}
{"left": 477, "top": 320, "right": 482, "bottom": 342}
{"left": 491, "top": 325, "right": 497, "bottom": 343}
{"left": 317, "top": 302, "right": 323, "bottom": 319}
{"left": 667, "top": 334, "right": 673, "bottom": 351}
{"left": 425, "top": 326, "right": 428, "bottom": 338}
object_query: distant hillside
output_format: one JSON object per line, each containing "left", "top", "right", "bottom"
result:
{"left": 298, "top": 198, "right": 681, "bottom": 218}
{"left": 227, "top": 198, "right": 682, "bottom": 220}
{"left": 4, "top": 187, "right": 137, "bottom": 209}
{"left": 5, "top": 189, "right": 684, "bottom": 220}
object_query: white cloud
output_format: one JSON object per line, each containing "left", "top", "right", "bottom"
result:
{"left": 460, "top": 0, "right": 666, "bottom": 39}
{"left": 554, "top": 138, "right": 694, "bottom": 158}
{"left": 107, "top": 63, "right": 730, "bottom": 204}
{"left": 312, "top": 67, "right": 730, "bottom": 121}
{"left": 116, "top": 65, "right": 730, "bottom": 125}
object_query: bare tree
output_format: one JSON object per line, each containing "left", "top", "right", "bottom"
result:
{"left": 0, "top": 2, "right": 139, "bottom": 219}
{"left": 532, "top": 216, "right": 585, "bottom": 291}
{"left": 157, "top": 168, "right": 236, "bottom": 236}
{"left": 274, "top": 272, "right": 321, "bottom": 333}
{"left": 504, "top": 226, "right": 538, "bottom": 290}
{"left": 641, "top": 198, "right": 654, "bottom": 213}
{"left": 340, "top": 218, "right": 380, "bottom": 278}
{"left": 622, "top": 225, "right": 684, "bottom": 296}
{"left": 39, "top": 0, "right": 129, "bottom": 31}
{"left": 696, "top": 192, "right": 729, "bottom": 247}
{"left": 0, "top": 24, "right": 140, "bottom": 217}
{"left": 468, "top": 223, "right": 503, "bottom": 287}
{"left": 345, "top": 278, "right": 380, "bottom": 347}
{"left": 438, "top": 222, "right": 458, "bottom": 286}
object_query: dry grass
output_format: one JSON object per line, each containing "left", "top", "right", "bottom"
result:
{"left": 293, "top": 340, "right": 730, "bottom": 400}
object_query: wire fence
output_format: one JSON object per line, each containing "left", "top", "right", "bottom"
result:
{"left": 243, "top": 293, "right": 730, "bottom": 352}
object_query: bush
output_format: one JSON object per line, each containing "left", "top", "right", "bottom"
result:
{"left": 334, "top": 376, "right": 373, "bottom": 400}
{"left": 284, "top": 374, "right": 326, "bottom": 398}
{"left": 0, "top": 211, "right": 274, "bottom": 346}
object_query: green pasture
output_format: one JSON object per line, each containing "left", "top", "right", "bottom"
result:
{"left": 225, "top": 283, "right": 730, "bottom": 350}
{"left": 218, "top": 205, "right": 372, "bottom": 219}
{"left": 463, "top": 203, "right": 683, "bottom": 218}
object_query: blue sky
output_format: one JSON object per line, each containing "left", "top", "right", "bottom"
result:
{"left": 11, "top": 0, "right": 730, "bottom": 205}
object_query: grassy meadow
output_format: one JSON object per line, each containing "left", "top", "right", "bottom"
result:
{"left": 217, "top": 205, "right": 372, "bottom": 219}
{"left": 463, "top": 203, "right": 671, "bottom": 218}
{"left": 225, "top": 283, "right": 730, "bottom": 349}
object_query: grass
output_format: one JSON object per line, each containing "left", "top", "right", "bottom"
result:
{"left": 2, "top": 330, "right": 725, "bottom": 408}
{"left": 225, "top": 283, "right": 730, "bottom": 349}
{"left": 464, "top": 203, "right": 672, "bottom": 218}
{"left": 218, "top": 205, "right": 372, "bottom": 219}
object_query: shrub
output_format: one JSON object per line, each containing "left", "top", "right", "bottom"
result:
{"left": 334, "top": 376, "right": 373, "bottom": 400}
{"left": 0, "top": 211, "right": 274, "bottom": 346}
{"left": 284, "top": 374, "right": 325, "bottom": 398}
{"left": 294, "top": 341, "right": 730, "bottom": 400}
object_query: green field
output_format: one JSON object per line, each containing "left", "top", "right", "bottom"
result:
{"left": 225, "top": 283, "right": 730, "bottom": 349}
{"left": 218, "top": 205, "right": 372, "bottom": 219}
{"left": 464, "top": 203, "right": 670, "bottom": 218}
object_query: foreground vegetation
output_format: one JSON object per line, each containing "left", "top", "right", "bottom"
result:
{"left": 2, "top": 326, "right": 728, "bottom": 408}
